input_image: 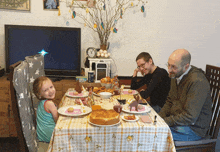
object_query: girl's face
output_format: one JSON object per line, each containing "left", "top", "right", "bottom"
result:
{"left": 40, "top": 80, "right": 56, "bottom": 100}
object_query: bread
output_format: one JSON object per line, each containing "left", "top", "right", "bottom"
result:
{"left": 89, "top": 109, "right": 120, "bottom": 125}
{"left": 67, "top": 107, "right": 74, "bottom": 112}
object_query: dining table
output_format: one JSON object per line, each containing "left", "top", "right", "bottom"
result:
{"left": 47, "top": 88, "right": 176, "bottom": 152}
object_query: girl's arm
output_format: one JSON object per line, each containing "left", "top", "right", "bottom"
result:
{"left": 46, "top": 100, "right": 59, "bottom": 123}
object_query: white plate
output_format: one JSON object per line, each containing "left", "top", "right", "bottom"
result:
{"left": 93, "top": 92, "right": 115, "bottom": 97}
{"left": 65, "top": 91, "right": 88, "bottom": 98}
{"left": 88, "top": 120, "right": 121, "bottom": 127}
{"left": 121, "top": 115, "right": 139, "bottom": 122}
{"left": 122, "top": 104, "right": 151, "bottom": 114}
{"left": 58, "top": 106, "right": 92, "bottom": 116}
{"left": 122, "top": 89, "right": 138, "bottom": 95}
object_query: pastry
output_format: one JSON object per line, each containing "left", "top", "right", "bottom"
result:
{"left": 128, "top": 90, "right": 133, "bottom": 94}
{"left": 124, "top": 115, "right": 136, "bottom": 120}
{"left": 89, "top": 109, "right": 120, "bottom": 125}
{"left": 67, "top": 107, "right": 74, "bottom": 112}
{"left": 92, "top": 105, "right": 101, "bottom": 111}
{"left": 73, "top": 92, "right": 79, "bottom": 95}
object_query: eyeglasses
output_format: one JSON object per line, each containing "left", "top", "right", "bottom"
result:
{"left": 137, "top": 62, "right": 147, "bottom": 69}
{"left": 166, "top": 63, "right": 178, "bottom": 70}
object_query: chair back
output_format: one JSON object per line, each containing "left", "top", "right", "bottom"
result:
{"left": 9, "top": 54, "right": 45, "bottom": 152}
{"left": 205, "top": 64, "right": 220, "bottom": 139}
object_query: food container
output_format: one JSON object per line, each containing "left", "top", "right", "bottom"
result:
{"left": 99, "top": 92, "right": 112, "bottom": 99}
{"left": 76, "top": 76, "right": 87, "bottom": 82}
{"left": 88, "top": 71, "right": 95, "bottom": 82}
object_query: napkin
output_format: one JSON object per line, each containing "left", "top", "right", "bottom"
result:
{"left": 140, "top": 115, "right": 151, "bottom": 123}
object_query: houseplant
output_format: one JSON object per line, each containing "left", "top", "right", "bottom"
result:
{"left": 60, "top": 0, "right": 148, "bottom": 50}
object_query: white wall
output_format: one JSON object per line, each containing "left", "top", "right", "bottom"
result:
{"left": 0, "top": 0, "right": 220, "bottom": 76}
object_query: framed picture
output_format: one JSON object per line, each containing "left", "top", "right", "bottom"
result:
{"left": 43, "top": 0, "right": 59, "bottom": 10}
{"left": 0, "top": 0, "right": 30, "bottom": 11}
{"left": 66, "top": 0, "right": 92, "bottom": 7}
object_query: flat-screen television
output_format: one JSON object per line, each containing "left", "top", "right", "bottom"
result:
{"left": 5, "top": 24, "right": 81, "bottom": 79}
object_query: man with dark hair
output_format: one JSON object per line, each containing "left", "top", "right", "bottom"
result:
{"left": 159, "top": 49, "right": 212, "bottom": 141}
{"left": 131, "top": 52, "right": 170, "bottom": 112}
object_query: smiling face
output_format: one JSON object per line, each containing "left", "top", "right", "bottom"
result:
{"left": 167, "top": 57, "right": 184, "bottom": 78}
{"left": 167, "top": 49, "right": 189, "bottom": 78}
{"left": 40, "top": 79, "right": 56, "bottom": 100}
{"left": 136, "top": 58, "right": 153, "bottom": 75}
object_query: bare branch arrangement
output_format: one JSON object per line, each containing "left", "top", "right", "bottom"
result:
{"left": 59, "top": 0, "right": 148, "bottom": 48}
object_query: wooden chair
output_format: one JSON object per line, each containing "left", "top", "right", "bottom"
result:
{"left": 175, "top": 64, "right": 220, "bottom": 152}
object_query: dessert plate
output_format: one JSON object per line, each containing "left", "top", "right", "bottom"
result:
{"left": 121, "top": 115, "right": 139, "bottom": 122}
{"left": 58, "top": 106, "right": 92, "bottom": 116}
{"left": 122, "top": 104, "right": 151, "bottom": 114}
{"left": 65, "top": 91, "right": 88, "bottom": 98}
{"left": 122, "top": 89, "right": 138, "bottom": 95}
{"left": 88, "top": 120, "right": 121, "bottom": 127}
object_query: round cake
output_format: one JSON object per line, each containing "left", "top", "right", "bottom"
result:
{"left": 89, "top": 109, "right": 120, "bottom": 125}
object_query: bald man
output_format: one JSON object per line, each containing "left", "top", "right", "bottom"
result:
{"left": 159, "top": 49, "right": 212, "bottom": 141}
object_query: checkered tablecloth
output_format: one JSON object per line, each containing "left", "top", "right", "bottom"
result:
{"left": 47, "top": 91, "right": 176, "bottom": 152}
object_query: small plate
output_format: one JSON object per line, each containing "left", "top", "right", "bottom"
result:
{"left": 58, "top": 106, "right": 92, "bottom": 116}
{"left": 88, "top": 120, "right": 121, "bottom": 127}
{"left": 65, "top": 91, "right": 89, "bottom": 98}
{"left": 122, "top": 89, "right": 138, "bottom": 95}
{"left": 122, "top": 104, "right": 151, "bottom": 114}
{"left": 121, "top": 115, "right": 139, "bottom": 122}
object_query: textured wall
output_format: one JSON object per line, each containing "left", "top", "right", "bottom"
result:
{"left": 0, "top": 0, "right": 220, "bottom": 76}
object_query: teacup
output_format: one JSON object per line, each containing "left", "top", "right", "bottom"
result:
{"left": 113, "top": 105, "right": 122, "bottom": 113}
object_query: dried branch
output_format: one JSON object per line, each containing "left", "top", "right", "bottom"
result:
{"left": 61, "top": 0, "right": 148, "bottom": 46}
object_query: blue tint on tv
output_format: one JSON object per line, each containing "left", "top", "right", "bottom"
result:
{"left": 5, "top": 25, "right": 81, "bottom": 78}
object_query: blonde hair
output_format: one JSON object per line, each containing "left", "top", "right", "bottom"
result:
{"left": 33, "top": 76, "right": 52, "bottom": 99}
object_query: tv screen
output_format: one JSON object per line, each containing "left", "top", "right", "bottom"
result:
{"left": 5, "top": 24, "right": 81, "bottom": 78}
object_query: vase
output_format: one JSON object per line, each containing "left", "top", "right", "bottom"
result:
{"left": 100, "top": 44, "right": 107, "bottom": 50}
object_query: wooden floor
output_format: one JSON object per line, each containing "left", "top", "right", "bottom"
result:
{"left": 0, "top": 137, "right": 19, "bottom": 152}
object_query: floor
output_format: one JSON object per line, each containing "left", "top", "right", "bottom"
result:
{"left": 0, "top": 137, "right": 19, "bottom": 152}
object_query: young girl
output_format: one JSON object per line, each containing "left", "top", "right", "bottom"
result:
{"left": 33, "top": 76, "right": 58, "bottom": 143}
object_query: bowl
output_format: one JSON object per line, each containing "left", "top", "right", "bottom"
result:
{"left": 101, "top": 83, "right": 112, "bottom": 89}
{"left": 99, "top": 92, "right": 112, "bottom": 99}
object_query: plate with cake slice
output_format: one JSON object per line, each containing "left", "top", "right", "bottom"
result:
{"left": 122, "top": 89, "right": 138, "bottom": 95}
{"left": 122, "top": 104, "right": 151, "bottom": 114}
{"left": 65, "top": 91, "right": 89, "bottom": 98}
{"left": 58, "top": 105, "right": 92, "bottom": 116}
{"left": 121, "top": 115, "right": 139, "bottom": 122}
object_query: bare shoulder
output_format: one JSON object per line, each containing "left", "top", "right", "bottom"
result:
{"left": 45, "top": 100, "right": 56, "bottom": 106}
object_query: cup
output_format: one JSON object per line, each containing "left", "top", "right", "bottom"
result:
{"left": 113, "top": 105, "right": 122, "bottom": 113}
{"left": 88, "top": 71, "right": 94, "bottom": 82}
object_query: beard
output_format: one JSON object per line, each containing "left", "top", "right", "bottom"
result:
{"left": 169, "top": 69, "right": 184, "bottom": 78}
